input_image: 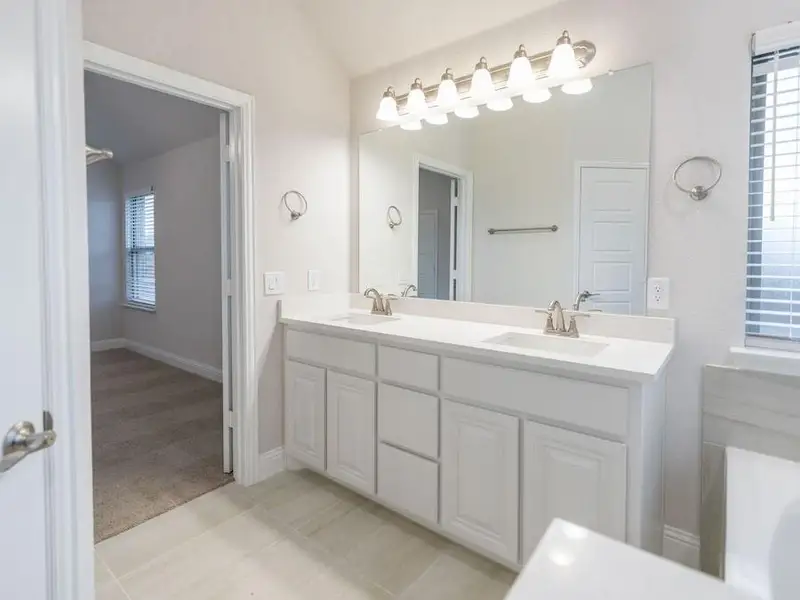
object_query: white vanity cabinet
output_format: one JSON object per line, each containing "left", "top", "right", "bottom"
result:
{"left": 284, "top": 361, "right": 326, "bottom": 470}
{"left": 283, "top": 323, "right": 666, "bottom": 570}
{"left": 522, "top": 421, "right": 627, "bottom": 561}
{"left": 441, "top": 400, "right": 520, "bottom": 563}
{"left": 326, "top": 372, "right": 376, "bottom": 494}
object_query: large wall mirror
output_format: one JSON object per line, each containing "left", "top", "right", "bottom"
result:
{"left": 358, "top": 64, "right": 653, "bottom": 314}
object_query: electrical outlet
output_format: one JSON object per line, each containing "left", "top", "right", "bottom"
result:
{"left": 307, "top": 269, "right": 321, "bottom": 292}
{"left": 263, "top": 272, "right": 285, "bottom": 296}
{"left": 647, "top": 277, "right": 670, "bottom": 310}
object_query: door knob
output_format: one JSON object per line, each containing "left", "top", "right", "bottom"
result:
{"left": 0, "top": 415, "right": 57, "bottom": 473}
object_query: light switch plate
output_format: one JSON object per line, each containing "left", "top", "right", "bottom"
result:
{"left": 307, "top": 270, "right": 321, "bottom": 292}
{"left": 263, "top": 272, "right": 285, "bottom": 296}
{"left": 647, "top": 277, "right": 670, "bottom": 310}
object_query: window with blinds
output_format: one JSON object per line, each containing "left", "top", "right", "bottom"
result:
{"left": 125, "top": 192, "right": 156, "bottom": 308}
{"left": 747, "top": 34, "right": 800, "bottom": 346}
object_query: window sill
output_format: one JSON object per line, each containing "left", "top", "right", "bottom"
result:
{"left": 728, "top": 345, "right": 800, "bottom": 378}
{"left": 122, "top": 302, "right": 156, "bottom": 314}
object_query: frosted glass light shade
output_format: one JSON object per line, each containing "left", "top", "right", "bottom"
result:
{"left": 507, "top": 46, "right": 533, "bottom": 91}
{"left": 522, "top": 88, "right": 552, "bottom": 103}
{"left": 376, "top": 88, "right": 398, "bottom": 121}
{"left": 469, "top": 57, "right": 494, "bottom": 102}
{"left": 425, "top": 113, "right": 448, "bottom": 125}
{"left": 487, "top": 97, "right": 513, "bottom": 112}
{"left": 407, "top": 85, "right": 428, "bottom": 115}
{"left": 400, "top": 119, "right": 422, "bottom": 131}
{"left": 562, "top": 78, "right": 593, "bottom": 95}
{"left": 454, "top": 104, "right": 479, "bottom": 119}
{"left": 547, "top": 31, "right": 579, "bottom": 80}
{"left": 437, "top": 69, "right": 460, "bottom": 108}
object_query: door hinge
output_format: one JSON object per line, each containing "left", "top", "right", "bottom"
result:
{"left": 224, "top": 145, "right": 234, "bottom": 163}
{"left": 225, "top": 279, "right": 233, "bottom": 297}
{"left": 225, "top": 409, "right": 234, "bottom": 429}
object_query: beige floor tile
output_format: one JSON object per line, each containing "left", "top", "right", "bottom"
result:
{"left": 118, "top": 504, "right": 283, "bottom": 600}
{"left": 97, "top": 483, "right": 255, "bottom": 578}
{"left": 296, "top": 495, "right": 363, "bottom": 538}
{"left": 344, "top": 515, "right": 444, "bottom": 595}
{"left": 398, "top": 548, "right": 515, "bottom": 600}
{"left": 95, "top": 579, "right": 130, "bottom": 600}
{"left": 264, "top": 484, "right": 342, "bottom": 529}
{"left": 95, "top": 551, "right": 115, "bottom": 586}
{"left": 305, "top": 501, "right": 387, "bottom": 557}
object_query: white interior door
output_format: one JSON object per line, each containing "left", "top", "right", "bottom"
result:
{"left": 0, "top": 1, "right": 55, "bottom": 596}
{"left": 417, "top": 210, "right": 438, "bottom": 299}
{"left": 577, "top": 165, "right": 648, "bottom": 314}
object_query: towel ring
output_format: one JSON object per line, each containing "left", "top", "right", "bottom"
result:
{"left": 282, "top": 190, "right": 307, "bottom": 220}
{"left": 672, "top": 156, "right": 722, "bottom": 201}
{"left": 387, "top": 205, "right": 403, "bottom": 229}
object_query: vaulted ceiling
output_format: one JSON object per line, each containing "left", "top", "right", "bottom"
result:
{"left": 294, "top": 0, "right": 567, "bottom": 77}
{"left": 84, "top": 71, "right": 222, "bottom": 165}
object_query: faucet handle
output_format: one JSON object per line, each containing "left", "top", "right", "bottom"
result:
{"left": 383, "top": 296, "right": 392, "bottom": 316}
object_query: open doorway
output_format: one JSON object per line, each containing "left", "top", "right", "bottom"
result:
{"left": 413, "top": 157, "right": 473, "bottom": 301}
{"left": 84, "top": 70, "right": 233, "bottom": 541}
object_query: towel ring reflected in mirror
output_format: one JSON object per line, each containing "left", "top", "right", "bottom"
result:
{"left": 282, "top": 190, "right": 308, "bottom": 220}
{"left": 387, "top": 205, "right": 403, "bottom": 229}
{"left": 672, "top": 155, "right": 722, "bottom": 201}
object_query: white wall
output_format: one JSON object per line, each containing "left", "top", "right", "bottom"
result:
{"left": 87, "top": 160, "right": 122, "bottom": 342}
{"left": 122, "top": 135, "right": 222, "bottom": 369}
{"left": 83, "top": 0, "right": 351, "bottom": 453}
{"left": 351, "top": 0, "right": 800, "bottom": 539}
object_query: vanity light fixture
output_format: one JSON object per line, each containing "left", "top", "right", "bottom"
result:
{"left": 487, "top": 97, "right": 514, "bottom": 112}
{"left": 547, "top": 30, "right": 580, "bottom": 80}
{"left": 376, "top": 87, "right": 399, "bottom": 121}
{"left": 561, "top": 77, "right": 593, "bottom": 95}
{"left": 454, "top": 104, "right": 480, "bottom": 119}
{"left": 436, "top": 68, "right": 460, "bottom": 108}
{"left": 507, "top": 45, "right": 534, "bottom": 91}
{"left": 406, "top": 79, "right": 428, "bottom": 115}
{"left": 469, "top": 57, "right": 495, "bottom": 103}
{"left": 523, "top": 88, "right": 552, "bottom": 103}
{"left": 382, "top": 30, "right": 596, "bottom": 130}
{"left": 400, "top": 119, "right": 422, "bottom": 131}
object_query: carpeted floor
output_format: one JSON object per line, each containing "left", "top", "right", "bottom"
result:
{"left": 91, "top": 348, "right": 232, "bottom": 542}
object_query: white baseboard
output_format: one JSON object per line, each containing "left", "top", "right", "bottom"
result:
{"left": 125, "top": 340, "right": 222, "bottom": 382}
{"left": 257, "top": 447, "right": 285, "bottom": 482}
{"left": 663, "top": 525, "right": 701, "bottom": 570}
{"left": 91, "top": 338, "right": 126, "bottom": 352}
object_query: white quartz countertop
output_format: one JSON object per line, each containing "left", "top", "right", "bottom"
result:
{"left": 506, "top": 520, "right": 756, "bottom": 600}
{"left": 279, "top": 308, "right": 673, "bottom": 382}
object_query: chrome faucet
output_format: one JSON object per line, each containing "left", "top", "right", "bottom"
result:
{"left": 544, "top": 300, "right": 581, "bottom": 338}
{"left": 573, "top": 290, "right": 597, "bottom": 311}
{"left": 401, "top": 284, "right": 417, "bottom": 297}
{"left": 364, "top": 288, "right": 392, "bottom": 316}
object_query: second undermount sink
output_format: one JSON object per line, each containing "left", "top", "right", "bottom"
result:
{"left": 483, "top": 331, "right": 608, "bottom": 358}
{"left": 329, "top": 313, "right": 400, "bottom": 326}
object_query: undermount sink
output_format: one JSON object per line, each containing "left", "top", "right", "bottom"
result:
{"left": 483, "top": 332, "right": 608, "bottom": 358}
{"left": 329, "top": 313, "right": 400, "bottom": 326}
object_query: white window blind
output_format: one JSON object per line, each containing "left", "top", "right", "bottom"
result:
{"left": 747, "top": 33, "right": 800, "bottom": 346}
{"left": 125, "top": 192, "right": 156, "bottom": 308}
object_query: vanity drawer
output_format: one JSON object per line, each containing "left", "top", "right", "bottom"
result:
{"left": 286, "top": 329, "right": 375, "bottom": 376}
{"left": 441, "top": 358, "right": 628, "bottom": 438}
{"left": 378, "top": 384, "right": 439, "bottom": 459}
{"left": 378, "top": 346, "right": 438, "bottom": 392}
{"left": 378, "top": 443, "right": 438, "bottom": 524}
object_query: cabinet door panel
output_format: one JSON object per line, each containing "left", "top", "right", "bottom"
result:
{"left": 284, "top": 361, "right": 326, "bottom": 470}
{"left": 327, "top": 371, "right": 376, "bottom": 494}
{"left": 523, "top": 421, "right": 627, "bottom": 560}
{"left": 441, "top": 400, "right": 519, "bottom": 563}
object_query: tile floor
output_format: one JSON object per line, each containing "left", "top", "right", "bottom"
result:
{"left": 95, "top": 469, "right": 517, "bottom": 600}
